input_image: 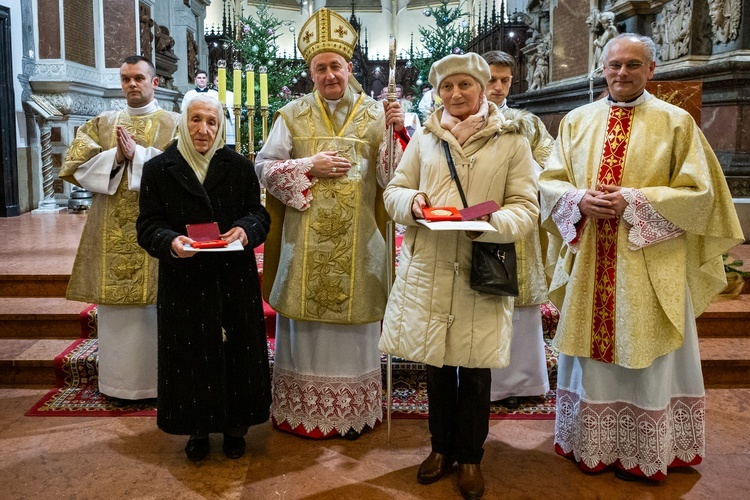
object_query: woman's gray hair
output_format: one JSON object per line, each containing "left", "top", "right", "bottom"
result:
{"left": 601, "top": 33, "right": 657, "bottom": 63}
{"left": 183, "top": 93, "right": 223, "bottom": 118}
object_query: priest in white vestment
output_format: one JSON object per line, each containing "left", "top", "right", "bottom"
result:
{"left": 60, "top": 56, "right": 179, "bottom": 402}
{"left": 540, "top": 34, "right": 744, "bottom": 480}
{"left": 255, "top": 8, "right": 408, "bottom": 439}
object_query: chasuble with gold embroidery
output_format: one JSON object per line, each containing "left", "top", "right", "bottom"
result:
{"left": 540, "top": 93, "right": 743, "bottom": 369}
{"left": 261, "top": 85, "right": 390, "bottom": 324}
{"left": 61, "top": 108, "right": 179, "bottom": 305}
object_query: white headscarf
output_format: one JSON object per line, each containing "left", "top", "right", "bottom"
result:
{"left": 176, "top": 94, "right": 226, "bottom": 183}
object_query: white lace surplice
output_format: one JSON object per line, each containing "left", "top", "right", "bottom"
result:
{"left": 552, "top": 190, "right": 697, "bottom": 478}
{"left": 554, "top": 286, "right": 704, "bottom": 478}
{"left": 270, "top": 316, "right": 383, "bottom": 436}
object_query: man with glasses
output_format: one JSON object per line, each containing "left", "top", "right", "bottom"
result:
{"left": 539, "top": 34, "right": 743, "bottom": 481}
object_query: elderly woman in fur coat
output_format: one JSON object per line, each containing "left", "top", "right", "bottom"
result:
{"left": 379, "top": 53, "right": 539, "bottom": 500}
{"left": 137, "top": 94, "right": 271, "bottom": 463}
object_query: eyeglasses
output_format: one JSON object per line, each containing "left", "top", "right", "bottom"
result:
{"left": 606, "top": 62, "right": 644, "bottom": 71}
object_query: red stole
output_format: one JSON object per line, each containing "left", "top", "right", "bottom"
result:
{"left": 591, "top": 106, "right": 634, "bottom": 363}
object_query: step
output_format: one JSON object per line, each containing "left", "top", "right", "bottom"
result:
{"left": 697, "top": 295, "right": 750, "bottom": 338}
{"left": 0, "top": 274, "right": 70, "bottom": 298}
{"left": 0, "top": 297, "right": 88, "bottom": 339}
{"left": 4, "top": 335, "right": 749, "bottom": 389}
{"left": 0, "top": 338, "right": 72, "bottom": 386}
{"left": 700, "top": 337, "right": 750, "bottom": 388}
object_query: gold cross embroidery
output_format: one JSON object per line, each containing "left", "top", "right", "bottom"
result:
{"left": 334, "top": 25, "right": 348, "bottom": 38}
{"left": 303, "top": 31, "right": 314, "bottom": 43}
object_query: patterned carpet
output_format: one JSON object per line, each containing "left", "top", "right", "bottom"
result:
{"left": 26, "top": 301, "right": 560, "bottom": 419}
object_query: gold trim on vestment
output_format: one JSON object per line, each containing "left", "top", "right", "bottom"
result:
{"left": 268, "top": 87, "right": 387, "bottom": 324}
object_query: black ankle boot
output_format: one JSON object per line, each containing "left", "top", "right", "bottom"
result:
{"left": 185, "top": 436, "right": 209, "bottom": 462}
{"left": 223, "top": 435, "right": 246, "bottom": 459}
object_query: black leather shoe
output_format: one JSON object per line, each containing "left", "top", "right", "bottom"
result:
{"left": 185, "top": 436, "right": 209, "bottom": 462}
{"left": 343, "top": 428, "right": 361, "bottom": 441}
{"left": 500, "top": 397, "right": 520, "bottom": 409}
{"left": 417, "top": 452, "right": 454, "bottom": 484}
{"left": 222, "top": 435, "right": 246, "bottom": 459}
{"left": 458, "top": 463, "right": 484, "bottom": 499}
{"left": 615, "top": 467, "right": 640, "bottom": 481}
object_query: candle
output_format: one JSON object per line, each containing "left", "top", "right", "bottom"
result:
{"left": 259, "top": 68, "right": 268, "bottom": 107}
{"left": 217, "top": 67, "right": 227, "bottom": 105}
{"left": 246, "top": 65, "right": 255, "bottom": 106}
{"left": 233, "top": 68, "right": 241, "bottom": 106}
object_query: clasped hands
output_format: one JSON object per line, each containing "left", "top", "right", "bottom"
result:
{"left": 114, "top": 125, "right": 136, "bottom": 164}
{"left": 578, "top": 185, "right": 627, "bottom": 219}
{"left": 170, "top": 227, "right": 248, "bottom": 259}
{"left": 308, "top": 101, "right": 405, "bottom": 179}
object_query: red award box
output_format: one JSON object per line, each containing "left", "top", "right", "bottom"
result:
{"left": 185, "top": 222, "right": 228, "bottom": 249}
{"left": 422, "top": 206, "right": 463, "bottom": 221}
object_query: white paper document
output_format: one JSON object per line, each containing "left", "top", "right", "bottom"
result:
{"left": 416, "top": 220, "right": 497, "bottom": 232}
{"left": 182, "top": 240, "right": 244, "bottom": 252}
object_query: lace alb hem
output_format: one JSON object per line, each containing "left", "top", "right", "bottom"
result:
{"left": 554, "top": 388, "right": 705, "bottom": 478}
{"left": 622, "top": 188, "right": 684, "bottom": 250}
{"left": 552, "top": 189, "right": 585, "bottom": 252}
{"left": 270, "top": 366, "right": 383, "bottom": 436}
{"left": 262, "top": 158, "right": 314, "bottom": 211}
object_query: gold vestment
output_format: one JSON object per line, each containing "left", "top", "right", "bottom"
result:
{"left": 500, "top": 107, "right": 554, "bottom": 306}
{"left": 61, "top": 109, "right": 179, "bottom": 304}
{"left": 263, "top": 86, "right": 388, "bottom": 324}
{"left": 540, "top": 95, "right": 743, "bottom": 368}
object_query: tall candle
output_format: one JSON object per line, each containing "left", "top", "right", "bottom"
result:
{"left": 259, "top": 70, "right": 268, "bottom": 107}
{"left": 233, "top": 68, "right": 242, "bottom": 106}
{"left": 246, "top": 67, "right": 255, "bottom": 106}
{"left": 217, "top": 67, "right": 227, "bottom": 104}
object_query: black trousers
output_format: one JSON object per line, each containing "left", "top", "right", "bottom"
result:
{"left": 426, "top": 364, "right": 491, "bottom": 464}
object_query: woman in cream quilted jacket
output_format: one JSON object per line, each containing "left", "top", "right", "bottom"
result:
{"left": 379, "top": 53, "right": 539, "bottom": 500}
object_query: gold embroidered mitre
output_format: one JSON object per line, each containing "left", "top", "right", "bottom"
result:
{"left": 298, "top": 8, "right": 357, "bottom": 63}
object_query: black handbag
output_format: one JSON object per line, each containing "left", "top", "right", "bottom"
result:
{"left": 442, "top": 141, "right": 519, "bottom": 296}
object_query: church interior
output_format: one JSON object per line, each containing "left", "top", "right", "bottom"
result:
{"left": 1, "top": 0, "right": 750, "bottom": 498}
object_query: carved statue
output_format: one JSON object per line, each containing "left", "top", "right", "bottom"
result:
{"left": 592, "top": 12, "right": 618, "bottom": 71}
{"left": 154, "top": 23, "right": 175, "bottom": 55}
{"left": 529, "top": 39, "right": 549, "bottom": 91}
{"left": 652, "top": 0, "right": 691, "bottom": 61}
{"left": 524, "top": 0, "right": 551, "bottom": 46}
{"left": 139, "top": 6, "right": 153, "bottom": 61}
{"left": 586, "top": 9, "right": 600, "bottom": 34}
{"left": 187, "top": 32, "right": 199, "bottom": 84}
{"left": 708, "top": 0, "right": 742, "bottom": 44}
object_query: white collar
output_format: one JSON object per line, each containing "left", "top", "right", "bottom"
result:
{"left": 607, "top": 90, "right": 650, "bottom": 108}
{"left": 127, "top": 100, "right": 160, "bottom": 116}
{"left": 324, "top": 97, "right": 342, "bottom": 113}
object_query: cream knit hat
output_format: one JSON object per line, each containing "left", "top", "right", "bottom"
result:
{"left": 428, "top": 52, "right": 491, "bottom": 91}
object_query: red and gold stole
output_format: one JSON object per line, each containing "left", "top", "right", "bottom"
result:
{"left": 591, "top": 106, "right": 634, "bottom": 363}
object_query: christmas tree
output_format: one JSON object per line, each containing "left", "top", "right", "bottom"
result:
{"left": 411, "top": 1, "right": 471, "bottom": 95}
{"left": 228, "top": 1, "right": 305, "bottom": 152}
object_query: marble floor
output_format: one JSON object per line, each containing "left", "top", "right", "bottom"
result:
{"left": 1, "top": 387, "right": 749, "bottom": 499}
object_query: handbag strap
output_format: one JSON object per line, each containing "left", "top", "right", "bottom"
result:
{"left": 442, "top": 140, "right": 468, "bottom": 209}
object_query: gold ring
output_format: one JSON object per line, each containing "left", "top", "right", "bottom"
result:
{"left": 332, "top": 167, "right": 337, "bottom": 173}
